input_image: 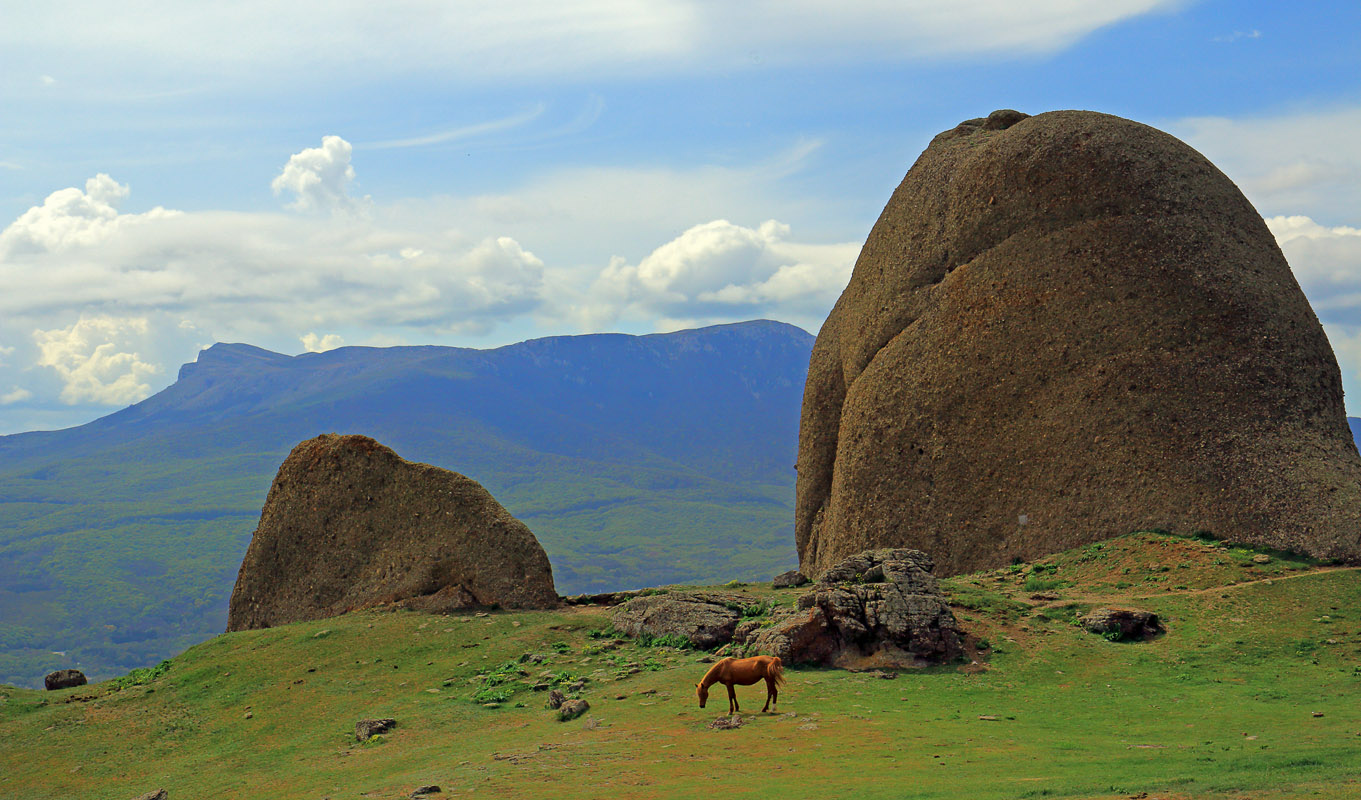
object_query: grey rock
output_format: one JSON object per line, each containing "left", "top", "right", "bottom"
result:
{"left": 355, "top": 718, "right": 397, "bottom": 741}
{"left": 1080, "top": 608, "right": 1163, "bottom": 641}
{"left": 132, "top": 791, "right": 168, "bottom": 800}
{"left": 44, "top": 669, "right": 87, "bottom": 691}
{"left": 411, "top": 786, "right": 442, "bottom": 797}
{"left": 546, "top": 689, "right": 565, "bottom": 710}
{"left": 740, "top": 549, "right": 962, "bottom": 668}
{"left": 558, "top": 698, "right": 590, "bottom": 721}
{"left": 773, "top": 570, "right": 809, "bottom": 589}
{"left": 707, "top": 714, "right": 746, "bottom": 730}
{"left": 610, "top": 592, "right": 755, "bottom": 649}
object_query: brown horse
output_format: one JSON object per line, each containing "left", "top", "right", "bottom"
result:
{"left": 696, "top": 655, "right": 785, "bottom": 714}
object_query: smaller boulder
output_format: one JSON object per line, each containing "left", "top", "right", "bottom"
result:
{"left": 558, "top": 699, "right": 590, "bottom": 721}
{"left": 740, "top": 549, "right": 963, "bottom": 668}
{"left": 133, "top": 791, "right": 168, "bottom": 800}
{"left": 773, "top": 570, "right": 809, "bottom": 589}
{"left": 44, "top": 669, "right": 87, "bottom": 691}
{"left": 610, "top": 592, "right": 756, "bottom": 649}
{"left": 355, "top": 718, "right": 397, "bottom": 741}
{"left": 411, "top": 786, "right": 442, "bottom": 797}
{"left": 546, "top": 689, "right": 566, "bottom": 710}
{"left": 1080, "top": 608, "right": 1163, "bottom": 641}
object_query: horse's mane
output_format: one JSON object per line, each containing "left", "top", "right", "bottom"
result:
{"left": 699, "top": 657, "right": 734, "bottom": 686}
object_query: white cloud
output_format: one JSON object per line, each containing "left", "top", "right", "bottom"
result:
{"left": 32, "top": 316, "right": 161, "bottom": 405}
{"left": 1266, "top": 215, "right": 1361, "bottom": 321}
{"left": 580, "top": 219, "right": 857, "bottom": 331}
{"left": 272, "top": 136, "right": 365, "bottom": 213}
{"left": 0, "top": 387, "right": 32, "bottom": 405}
{"left": 0, "top": 174, "right": 179, "bottom": 256}
{"left": 300, "top": 332, "right": 344, "bottom": 353}
{"left": 1, "top": 1, "right": 1179, "bottom": 85}
{"left": 1171, "top": 106, "right": 1361, "bottom": 220}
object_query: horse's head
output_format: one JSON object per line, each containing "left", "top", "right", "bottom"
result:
{"left": 696, "top": 682, "right": 708, "bottom": 708}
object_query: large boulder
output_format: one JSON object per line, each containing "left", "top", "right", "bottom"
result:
{"left": 796, "top": 109, "right": 1361, "bottom": 578}
{"left": 228, "top": 434, "right": 557, "bottom": 631}
{"left": 739, "top": 549, "right": 963, "bottom": 668}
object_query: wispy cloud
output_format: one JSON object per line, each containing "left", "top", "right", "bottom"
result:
{"left": 1212, "top": 29, "right": 1262, "bottom": 43}
{"left": 363, "top": 105, "right": 548, "bottom": 150}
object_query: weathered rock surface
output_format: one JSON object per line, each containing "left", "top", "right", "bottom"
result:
{"left": 557, "top": 698, "right": 590, "bottom": 721}
{"left": 772, "top": 570, "right": 809, "bottom": 589}
{"left": 546, "top": 689, "right": 566, "bottom": 710}
{"left": 738, "top": 549, "right": 963, "bottom": 668}
{"left": 1079, "top": 607, "right": 1163, "bottom": 641}
{"left": 610, "top": 592, "right": 760, "bottom": 649}
{"left": 132, "top": 790, "right": 168, "bottom": 800}
{"left": 355, "top": 718, "right": 397, "bottom": 741}
{"left": 228, "top": 434, "right": 557, "bottom": 631}
{"left": 796, "top": 108, "right": 1361, "bottom": 578}
{"left": 44, "top": 669, "right": 87, "bottom": 691}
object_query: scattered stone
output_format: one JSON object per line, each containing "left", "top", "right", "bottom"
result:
{"left": 1253, "top": 554, "right": 1272, "bottom": 564}
{"left": 1079, "top": 608, "right": 1163, "bottom": 641}
{"left": 228, "top": 434, "right": 558, "bottom": 632}
{"left": 244, "top": 712, "right": 253, "bottom": 719}
{"left": 546, "top": 690, "right": 565, "bottom": 710}
{"left": 44, "top": 669, "right": 87, "bottom": 691}
{"left": 558, "top": 699, "right": 590, "bottom": 721}
{"left": 795, "top": 108, "right": 1361, "bottom": 578}
{"left": 707, "top": 715, "right": 746, "bottom": 730}
{"left": 773, "top": 570, "right": 810, "bottom": 589}
{"left": 737, "top": 549, "right": 963, "bottom": 668}
{"left": 568, "top": 680, "right": 586, "bottom": 692}
{"left": 1313, "top": 711, "right": 1325, "bottom": 718}
{"left": 978, "top": 715, "right": 999, "bottom": 721}
{"left": 610, "top": 591, "right": 758, "bottom": 649}
{"left": 132, "top": 791, "right": 168, "bottom": 800}
{"left": 355, "top": 718, "right": 397, "bottom": 741}
{"left": 411, "top": 786, "right": 442, "bottom": 797}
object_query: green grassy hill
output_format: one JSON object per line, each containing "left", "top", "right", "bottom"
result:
{"left": 5, "top": 533, "right": 1358, "bottom": 799}
{"left": 0, "top": 320, "right": 812, "bottom": 687}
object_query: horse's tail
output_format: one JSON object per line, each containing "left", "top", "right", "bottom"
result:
{"left": 769, "top": 656, "right": 786, "bottom": 687}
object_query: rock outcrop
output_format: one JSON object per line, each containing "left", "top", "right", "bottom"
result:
{"left": 738, "top": 549, "right": 963, "bottom": 668}
{"left": 610, "top": 592, "right": 759, "bottom": 649}
{"left": 44, "top": 669, "right": 86, "bottom": 690}
{"left": 228, "top": 434, "right": 557, "bottom": 631}
{"left": 1079, "top": 607, "right": 1163, "bottom": 641}
{"left": 796, "top": 108, "right": 1361, "bottom": 577}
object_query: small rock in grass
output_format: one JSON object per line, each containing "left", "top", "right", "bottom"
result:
{"left": 1313, "top": 711, "right": 1325, "bottom": 718}
{"left": 355, "top": 718, "right": 397, "bottom": 741}
{"left": 546, "top": 689, "right": 565, "bottom": 710}
{"left": 708, "top": 715, "right": 745, "bottom": 730}
{"left": 411, "top": 785, "right": 442, "bottom": 797}
{"left": 1252, "top": 554, "right": 1271, "bottom": 564}
{"left": 132, "top": 791, "right": 168, "bottom": 800}
{"left": 558, "top": 698, "right": 590, "bottom": 721}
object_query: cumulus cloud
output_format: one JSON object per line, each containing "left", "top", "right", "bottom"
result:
{"left": 0, "top": 388, "right": 32, "bottom": 405}
{"left": 0, "top": 174, "right": 178, "bottom": 256}
{"left": 272, "top": 136, "right": 366, "bottom": 213}
{"left": 300, "top": 332, "right": 344, "bottom": 353}
{"left": 1266, "top": 215, "right": 1361, "bottom": 321}
{"left": 580, "top": 219, "right": 857, "bottom": 331}
{"left": 32, "top": 316, "right": 161, "bottom": 405}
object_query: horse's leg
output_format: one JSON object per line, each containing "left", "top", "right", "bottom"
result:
{"left": 727, "top": 683, "right": 739, "bottom": 714}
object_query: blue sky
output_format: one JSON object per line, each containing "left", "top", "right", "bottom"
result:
{"left": 2, "top": 0, "right": 1360, "bottom": 432}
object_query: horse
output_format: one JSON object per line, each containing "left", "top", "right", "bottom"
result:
{"left": 696, "top": 655, "right": 785, "bottom": 714}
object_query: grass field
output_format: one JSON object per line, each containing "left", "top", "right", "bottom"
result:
{"left": 3, "top": 532, "right": 1359, "bottom": 799}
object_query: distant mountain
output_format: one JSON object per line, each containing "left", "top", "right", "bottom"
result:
{"left": 0, "top": 320, "right": 814, "bottom": 687}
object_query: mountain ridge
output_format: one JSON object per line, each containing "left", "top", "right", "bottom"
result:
{"left": 0, "top": 319, "right": 813, "bottom": 687}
